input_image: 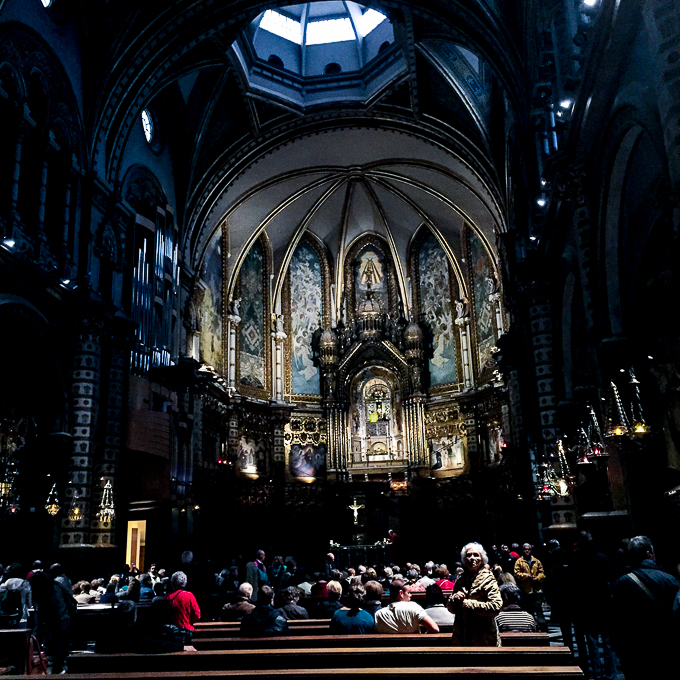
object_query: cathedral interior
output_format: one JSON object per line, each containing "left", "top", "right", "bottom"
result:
{"left": 1, "top": 0, "right": 679, "bottom": 571}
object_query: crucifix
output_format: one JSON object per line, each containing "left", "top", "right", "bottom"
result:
{"left": 348, "top": 497, "right": 365, "bottom": 525}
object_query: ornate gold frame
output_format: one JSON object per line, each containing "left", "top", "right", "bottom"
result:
{"left": 408, "top": 225, "right": 464, "bottom": 396}
{"left": 463, "top": 223, "right": 501, "bottom": 384}
{"left": 424, "top": 404, "right": 469, "bottom": 478}
{"left": 282, "top": 233, "right": 333, "bottom": 405}
{"left": 284, "top": 416, "right": 328, "bottom": 482}
{"left": 235, "top": 233, "right": 272, "bottom": 400}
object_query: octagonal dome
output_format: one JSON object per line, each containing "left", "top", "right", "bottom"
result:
{"left": 231, "top": 1, "right": 407, "bottom": 110}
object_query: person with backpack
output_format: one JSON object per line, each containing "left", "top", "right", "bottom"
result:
{"left": 611, "top": 536, "right": 680, "bottom": 680}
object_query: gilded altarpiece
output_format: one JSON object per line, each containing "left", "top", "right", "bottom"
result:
{"left": 283, "top": 236, "right": 332, "bottom": 404}
{"left": 425, "top": 405, "right": 468, "bottom": 478}
{"left": 410, "top": 229, "right": 463, "bottom": 394}
{"left": 237, "top": 237, "right": 271, "bottom": 398}
{"left": 284, "top": 417, "right": 328, "bottom": 481}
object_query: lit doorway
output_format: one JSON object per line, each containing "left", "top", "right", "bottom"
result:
{"left": 126, "top": 520, "right": 146, "bottom": 572}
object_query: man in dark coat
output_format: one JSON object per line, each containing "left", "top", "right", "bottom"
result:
{"left": 611, "top": 536, "right": 680, "bottom": 680}
{"left": 240, "top": 585, "right": 288, "bottom": 636}
{"left": 221, "top": 583, "right": 255, "bottom": 621}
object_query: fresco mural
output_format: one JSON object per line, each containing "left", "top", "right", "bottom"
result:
{"left": 354, "top": 246, "right": 388, "bottom": 312}
{"left": 418, "top": 233, "right": 457, "bottom": 386}
{"left": 239, "top": 240, "right": 265, "bottom": 389}
{"left": 236, "top": 435, "right": 267, "bottom": 476}
{"left": 469, "top": 230, "right": 497, "bottom": 371}
{"left": 200, "top": 229, "right": 223, "bottom": 373}
{"left": 290, "top": 242, "right": 322, "bottom": 395}
{"left": 289, "top": 443, "right": 327, "bottom": 478}
{"left": 430, "top": 434, "right": 465, "bottom": 473}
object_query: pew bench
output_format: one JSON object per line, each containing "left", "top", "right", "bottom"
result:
{"left": 0, "top": 666, "right": 585, "bottom": 679}
{"left": 192, "top": 632, "right": 550, "bottom": 650}
{"left": 67, "top": 646, "right": 575, "bottom": 674}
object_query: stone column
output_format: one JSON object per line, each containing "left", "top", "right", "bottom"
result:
{"left": 271, "top": 315, "right": 286, "bottom": 402}
{"left": 61, "top": 319, "right": 103, "bottom": 548}
{"left": 90, "top": 346, "right": 125, "bottom": 548}
{"left": 455, "top": 302, "right": 473, "bottom": 389}
{"left": 529, "top": 301, "right": 557, "bottom": 462}
{"left": 226, "top": 309, "right": 240, "bottom": 394}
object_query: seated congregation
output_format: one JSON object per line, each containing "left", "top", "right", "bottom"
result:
{"left": 2, "top": 533, "right": 677, "bottom": 680}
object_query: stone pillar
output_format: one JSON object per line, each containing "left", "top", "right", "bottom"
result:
{"left": 90, "top": 346, "right": 124, "bottom": 548}
{"left": 271, "top": 315, "right": 286, "bottom": 402}
{"left": 227, "top": 310, "right": 240, "bottom": 394}
{"left": 61, "top": 320, "right": 103, "bottom": 548}
{"left": 455, "top": 306, "right": 473, "bottom": 389}
{"left": 529, "top": 301, "right": 557, "bottom": 462}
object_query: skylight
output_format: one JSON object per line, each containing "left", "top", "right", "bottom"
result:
{"left": 257, "top": 7, "right": 387, "bottom": 46}
{"left": 306, "top": 18, "right": 356, "bottom": 45}
{"left": 356, "top": 9, "right": 386, "bottom": 36}
{"left": 259, "top": 9, "right": 303, "bottom": 44}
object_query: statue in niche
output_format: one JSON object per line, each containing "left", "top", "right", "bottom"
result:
{"left": 229, "top": 297, "right": 241, "bottom": 319}
{"left": 359, "top": 256, "right": 383, "bottom": 286}
{"left": 455, "top": 297, "right": 469, "bottom": 326}
{"left": 479, "top": 277, "right": 499, "bottom": 334}
{"left": 272, "top": 314, "right": 287, "bottom": 340}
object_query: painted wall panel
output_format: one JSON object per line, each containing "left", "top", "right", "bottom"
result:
{"left": 419, "top": 233, "right": 457, "bottom": 386}
{"left": 239, "top": 241, "right": 265, "bottom": 388}
{"left": 290, "top": 243, "right": 322, "bottom": 395}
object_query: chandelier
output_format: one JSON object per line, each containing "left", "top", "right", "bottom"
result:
{"left": 96, "top": 479, "right": 116, "bottom": 526}
{"left": 45, "top": 482, "right": 60, "bottom": 516}
{"left": 68, "top": 484, "right": 82, "bottom": 522}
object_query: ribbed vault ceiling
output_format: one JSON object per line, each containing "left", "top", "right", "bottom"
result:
{"left": 192, "top": 126, "right": 503, "bottom": 316}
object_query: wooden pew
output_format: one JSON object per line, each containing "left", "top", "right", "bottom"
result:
{"left": 67, "top": 646, "right": 575, "bottom": 674}
{"left": 193, "top": 625, "right": 456, "bottom": 638}
{"left": 193, "top": 632, "right": 549, "bottom": 650}
{"left": 194, "top": 633, "right": 454, "bottom": 650}
{"left": 195, "top": 619, "right": 331, "bottom": 629}
{"left": 500, "top": 633, "right": 550, "bottom": 647}
{"left": 0, "top": 668, "right": 585, "bottom": 679}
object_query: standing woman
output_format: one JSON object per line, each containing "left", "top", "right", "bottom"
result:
{"left": 448, "top": 543, "right": 502, "bottom": 646}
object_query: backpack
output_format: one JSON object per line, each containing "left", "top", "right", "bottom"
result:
{"left": 0, "top": 587, "right": 23, "bottom": 628}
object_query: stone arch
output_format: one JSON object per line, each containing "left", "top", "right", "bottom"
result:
{"left": 596, "top": 106, "right": 669, "bottom": 340}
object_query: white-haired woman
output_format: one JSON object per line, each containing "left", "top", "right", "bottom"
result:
{"left": 447, "top": 542, "right": 502, "bottom": 646}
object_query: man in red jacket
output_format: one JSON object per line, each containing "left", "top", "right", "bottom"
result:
{"left": 165, "top": 571, "right": 201, "bottom": 631}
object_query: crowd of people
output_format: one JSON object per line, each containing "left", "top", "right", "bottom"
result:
{"left": 1, "top": 534, "right": 679, "bottom": 679}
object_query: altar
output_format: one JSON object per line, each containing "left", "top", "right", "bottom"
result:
{"left": 333, "top": 543, "right": 391, "bottom": 569}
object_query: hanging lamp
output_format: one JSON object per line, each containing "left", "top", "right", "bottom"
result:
{"left": 96, "top": 479, "right": 115, "bottom": 526}
{"left": 45, "top": 482, "right": 60, "bottom": 516}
